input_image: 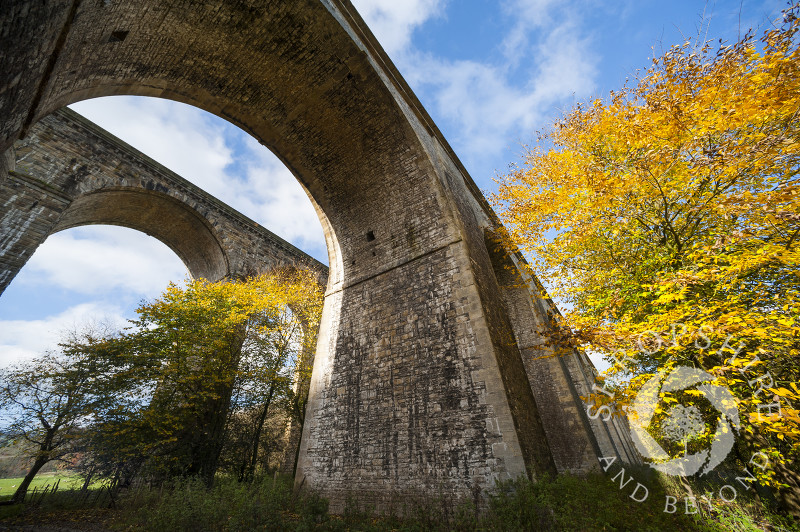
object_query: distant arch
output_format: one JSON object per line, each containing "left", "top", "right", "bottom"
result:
{"left": 53, "top": 188, "right": 228, "bottom": 281}
{"left": 1, "top": 108, "right": 326, "bottom": 295}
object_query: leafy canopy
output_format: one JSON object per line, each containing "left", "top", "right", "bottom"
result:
{"left": 76, "top": 268, "right": 323, "bottom": 483}
{"left": 493, "top": 6, "right": 800, "bottom": 498}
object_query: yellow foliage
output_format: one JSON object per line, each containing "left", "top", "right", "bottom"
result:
{"left": 493, "top": 6, "right": 800, "bottom": 491}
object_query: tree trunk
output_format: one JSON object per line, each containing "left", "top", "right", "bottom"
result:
{"left": 184, "top": 328, "right": 247, "bottom": 486}
{"left": 187, "top": 386, "right": 236, "bottom": 486}
{"left": 246, "top": 386, "right": 275, "bottom": 480}
{"left": 81, "top": 470, "right": 95, "bottom": 491}
{"left": 690, "top": 354, "right": 800, "bottom": 517}
{"left": 292, "top": 424, "right": 302, "bottom": 478}
{"left": 741, "top": 430, "right": 800, "bottom": 517}
{"left": 11, "top": 456, "right": 49, "bottom": 504}
{"left": 773, "top": 459, "right": 800, "bottom": 518}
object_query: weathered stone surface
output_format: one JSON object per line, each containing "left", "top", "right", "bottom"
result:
{"left": 0, "top": 0, "right": 638, "bottom": 510}
{"left": 1, "top": 146, "right": 13, "bottom": 174}
{"left": 485, "top": 233, "right": 641, "bottom": 472}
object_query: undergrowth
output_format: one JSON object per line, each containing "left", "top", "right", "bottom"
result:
{"left": 113, "top": 471, "right": 798, "bottom": 531}
{"left": 1, "top": 470, "right": 796, "bottom": 531}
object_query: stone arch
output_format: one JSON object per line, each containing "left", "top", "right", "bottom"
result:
{"left": 1, "top": 0, "right": 638, "bottom": 510}
{"left": 2, "top": 107, "right": 326, "bottom": 294}
{"left": 52, "top": 188, "right": 229, "bottom": 281}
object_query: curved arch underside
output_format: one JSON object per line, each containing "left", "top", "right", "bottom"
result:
{"left": 0, "top": 0, "right": 636, "bottom": 510}
{"left": 4, "top": 107, "right": 327, "bottom": 288}
{"left": 53, "top": 189, "right": 228, "bottom": 281}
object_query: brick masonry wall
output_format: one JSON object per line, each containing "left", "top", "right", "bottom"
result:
{"left": 484, "top": 233, "right": 642, "bottom": 470}
{"left": 0, "top": 168, "right": 71, "bottom": 291}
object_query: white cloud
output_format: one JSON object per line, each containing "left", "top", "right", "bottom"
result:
{"left": 394, "top": 0, "right": 598, "bottom": 177}
{"left": 19, "top": 226, "right": 188, "bottom": 296}
{"left": 402, "top": 25, "right": 596, "bottom": 173}
{"left": 351, "top": 0, "right": 445, "bottom": 55}
{"left": 69, "top": 97, "right": 327, "bottom": 262}
{"left": 500, "top": 0, "right": 560, "bottom": 63}
{"left": 238, "top": 136, "right": 324, "bottom": 248}
{"left": 0, "top": 303, "right": 127, "bottom": 367}
{"left": 528, "top": 21, "right": 597, "bottom": 103}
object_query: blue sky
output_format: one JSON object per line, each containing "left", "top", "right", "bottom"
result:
{"left": 0, "top": 0, "right": 785, "bottom": 365}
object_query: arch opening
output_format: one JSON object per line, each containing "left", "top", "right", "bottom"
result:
{"left": 53, "top": 188, "right": 229, "bottom": 282}
{"left": 57, "top": 90, "right": 345, "bottom": 289}
{"left": 0, "top": 224, "right": 188, "bottom": 365}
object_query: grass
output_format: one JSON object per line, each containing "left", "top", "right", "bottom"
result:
{"left": 0, "top": 471, "right": 796, "bottom": 531}
{"left": 0, "top": 472, "right": 113, "bottom": 529}
{"left": 0, "top": 472, "right": 90, "bottom": 499}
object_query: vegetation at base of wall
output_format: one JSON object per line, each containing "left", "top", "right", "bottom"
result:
{"left": 113, "top": 472, "right": 800, "bottom": 531}
{"left": 3, "top": 471, "right": 794, "bottom": 531}
{"left": 652, "top": 466, "right": 800, "bottom": 532}
{"left": 116, "top": 475, "right": 295, "bottom": 531}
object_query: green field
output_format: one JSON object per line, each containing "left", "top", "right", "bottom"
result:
{"left": 0, "top": 472, "right": 88, "bottom": 500}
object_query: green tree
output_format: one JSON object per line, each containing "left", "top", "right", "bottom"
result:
{"left": 79, "top": 269, "right": 323, "bottom": 486}
{"left": 226, "top": 305, "right": 302, "bottom": 480}
{"left": 219, "top": 269, "right": 323, "bottom": 480}
{"left": 0, "top": 334, "right": 111, "bottom": 503}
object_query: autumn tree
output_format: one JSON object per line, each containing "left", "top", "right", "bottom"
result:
{"left": 220, "top": 269, "right": 323, "bottom": 480}
{"left": 81, "top": 269, "right": 323, "bottom": 486}
{"left": 493, "top": 6, "right": 800, "bottom": 514}
{"left": 0, "top": 328, "right": 114, "bottom": 503}
{"left": 127, "top": 277, "right": 253, "bottom": 484}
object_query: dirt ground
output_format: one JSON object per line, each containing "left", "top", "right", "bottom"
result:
{"left": 0, "top": 508, "right": 114, "bottom": 531}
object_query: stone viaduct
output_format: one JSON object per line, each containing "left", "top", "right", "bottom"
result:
{"left": 1, "top": 107, "right": 328, "bottom": 290}
{"left": 0, "top": 0, "right": 638, "bottom": 509}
